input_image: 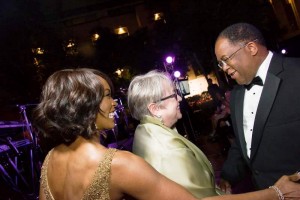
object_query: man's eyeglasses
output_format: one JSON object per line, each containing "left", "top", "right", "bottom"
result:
{"left": 155, "top": 91, "right": 180, "bottom": 103}
{"left": 218, "top": 39, "right": 258, "bottom": 69}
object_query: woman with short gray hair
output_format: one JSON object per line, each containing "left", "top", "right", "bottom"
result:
{"left": 128, "top": 70, "right": 222, "bottom": 198}
{"left": 128, "top": 70, "right": 173, "bottom": 121}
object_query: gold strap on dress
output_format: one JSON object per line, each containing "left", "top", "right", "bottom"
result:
{"left": 82, "top": 148, "right": 117, "bottom": 200}
{"left": 40, "top": 149, "right": 55, "bottom": 200}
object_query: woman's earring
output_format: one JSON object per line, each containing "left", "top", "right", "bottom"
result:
{"left": 156, "top": 115, "right": 164, "bottom": 125}
{"left": 94, "top": 123, "right": 99, "bottom": 130}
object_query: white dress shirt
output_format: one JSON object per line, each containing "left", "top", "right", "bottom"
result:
{"left": 243, "top": 51, "right": 273, "bottom": 157}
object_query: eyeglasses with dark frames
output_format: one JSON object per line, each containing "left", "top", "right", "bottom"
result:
{"left": 218, "top": 39, "right": 258, "bottom": 69}
{"left": 154, "top": 90, "right": 180, "bottom": 103}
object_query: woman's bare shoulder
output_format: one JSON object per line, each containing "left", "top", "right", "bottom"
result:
{"left": 109, "top": 150, "right": 156, "bottom": 198}
{"left": 111, "top": 149, "right": 157, "bottom": 179}
{"left": 112, "top": 150, "right": 145, "bottom": 168}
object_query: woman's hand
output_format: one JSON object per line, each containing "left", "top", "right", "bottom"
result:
{"left": 274, "top": 172, "right": 300, "bottom": 199}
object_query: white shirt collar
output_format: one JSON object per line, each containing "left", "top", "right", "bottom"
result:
{"left": 255, "top": 51, "right": 273, "bottom": 83}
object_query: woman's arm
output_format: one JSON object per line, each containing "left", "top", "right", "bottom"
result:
{"left": 203, "top": 173, "right": 300, "bottom": 200}
{"left": 202, "top": 189, "right": 277, "bottom": 200}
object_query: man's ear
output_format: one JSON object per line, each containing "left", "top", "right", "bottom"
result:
{"left": 148, "top": 102, "right": 160, "bottom": 116}
{"left": 247, "top": 41, "right": 258, "bottom": 56}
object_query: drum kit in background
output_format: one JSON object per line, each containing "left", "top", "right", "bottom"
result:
{"left": 0, "top": 104, "right": 40, "bottom": 199}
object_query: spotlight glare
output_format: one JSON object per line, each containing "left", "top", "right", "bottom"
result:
{"left": 174, "top": 71, "right": 181, "bottom": 78}
{"left": 165, "top": 56, "right": 174, "bottom": 64}
{"left": 281, "top": 49, "right": 287, "bottom": 54}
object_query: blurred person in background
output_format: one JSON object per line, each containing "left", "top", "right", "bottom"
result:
{"left": 207, "top": 78, "right": 225, "bottom": 110}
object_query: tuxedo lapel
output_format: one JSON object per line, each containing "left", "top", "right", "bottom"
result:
{"left": 234, "top": 87, "right": 249, "bottom": 162}
{"left": 250, "top": 55, "right": 282, "bottom": 160}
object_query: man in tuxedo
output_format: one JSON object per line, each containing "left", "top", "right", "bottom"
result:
{"left": 214, "top": 22, "right": 300, "bottom": 192}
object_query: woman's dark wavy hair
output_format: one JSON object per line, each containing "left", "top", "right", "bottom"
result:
{"left": 33, "top": 68, "right": 114, "bottom": 145}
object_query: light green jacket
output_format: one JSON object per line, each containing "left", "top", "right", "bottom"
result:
{"left": 132, "top": 115, "right": 222, "bottom": 198}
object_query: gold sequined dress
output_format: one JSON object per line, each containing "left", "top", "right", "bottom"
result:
{"left": 40, "top": 148, "right": 117, "bottom": 200}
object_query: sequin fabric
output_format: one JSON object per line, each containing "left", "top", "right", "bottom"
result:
{"left": 40, "top": 148, "right": 117, "bottom": 200}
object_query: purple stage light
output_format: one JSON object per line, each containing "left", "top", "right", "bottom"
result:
{"left": 165, "top": 56, "right": 174, "bottom": 64}
{"left": 174, "top": 71, "right": 181, "bottom": 78}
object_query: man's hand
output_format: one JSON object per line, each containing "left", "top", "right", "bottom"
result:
{"left": 219, "top": 178, "right": 232, "bottom": 194}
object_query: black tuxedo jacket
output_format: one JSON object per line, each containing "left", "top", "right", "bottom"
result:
{"left": 221, "top": 53, "right": 300, "bottom": 189}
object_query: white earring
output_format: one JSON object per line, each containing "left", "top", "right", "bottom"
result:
{"left": 156, "top": 115, "right": 164, "bottom": 125}
{"left": 94, "top": 123, "right": 99, "bottom": 130}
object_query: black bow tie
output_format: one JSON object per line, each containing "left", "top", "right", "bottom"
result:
{"left": 244, "top": 76, "right": 263, "bottom": 90}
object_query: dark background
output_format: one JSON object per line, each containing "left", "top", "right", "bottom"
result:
{"left": 0, "top": 0, "right": 299, "bottom": 117}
